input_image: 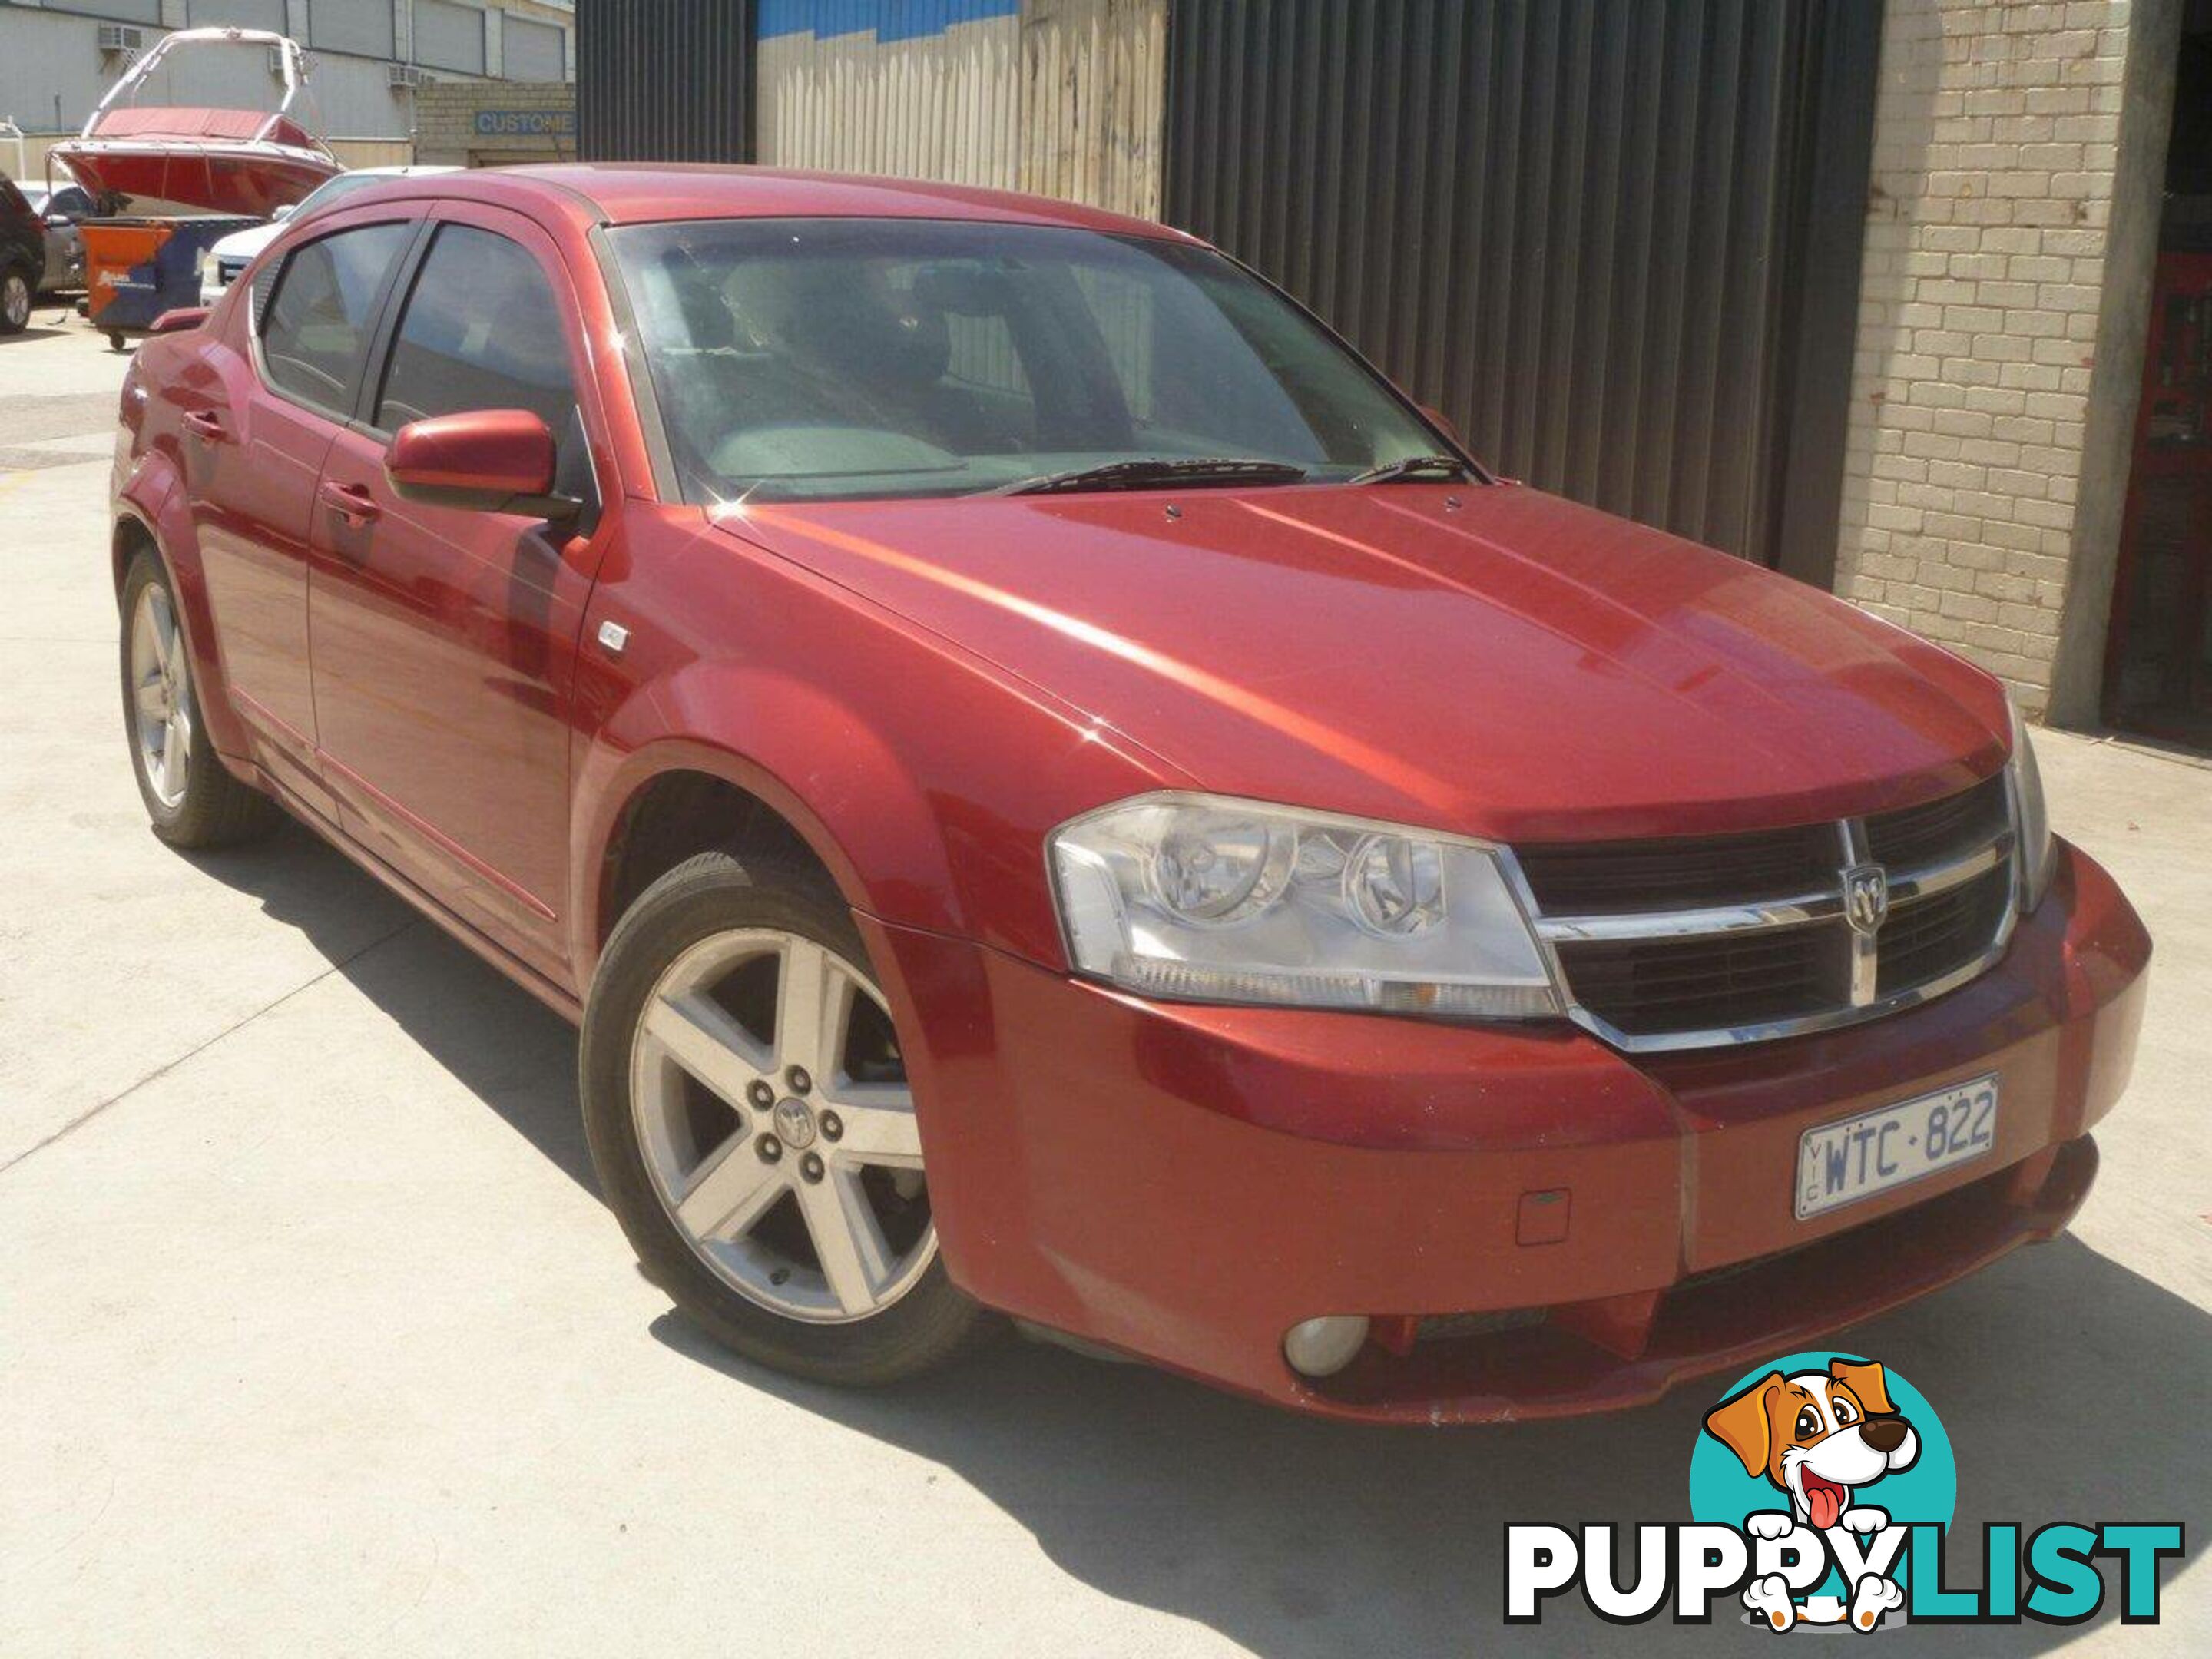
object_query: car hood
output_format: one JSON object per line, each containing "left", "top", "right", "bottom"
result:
{"left": 720, "top": 483, "right": 2009, "bottom": 843}
{"left": 209, "top": 222, "right": 281, "bottom": 262}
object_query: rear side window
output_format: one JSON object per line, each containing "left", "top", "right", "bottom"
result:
{"left": 373, "top": 224, "right": 575, "bottom": 434}
{"left": 257, "top": 221, "right": 413, "bottom": 414}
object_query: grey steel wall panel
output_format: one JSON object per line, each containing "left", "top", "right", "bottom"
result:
{"left": 414, "top": 0, "right": 487, "bottom": 75}
{"left": 77, "top": 1, "right": 162, "bottom": 23}
{"left": 186, "top": 0, "right": 289, "bottom": 33}
{"left": 306, "top": 0, "right": 397, "bottom": 61}
{"left": 505, "top": 15, "right": 568, "bottom": 82}
{"left": 1165, "top": 0, "right": 1882, "bottom": 573}
{"left": 578, "top": 0, "right": 755, "bottom": 163}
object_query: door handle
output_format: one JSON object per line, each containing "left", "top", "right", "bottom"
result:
{"left": 319, "top": 481, "right": 381, "bottom": 528}
{"left": 183, "top": 409, "right": 227, "bottom": 444}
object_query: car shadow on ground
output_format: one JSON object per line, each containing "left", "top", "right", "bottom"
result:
{"left": 185, "top": 820, "right": 2204, "bottom": 1657}
{"left": 651, "top": 1241, "right": 2204, "bottom": 1656}
{"left": 180, "top": 818, "right": 594, "bottom": 1191}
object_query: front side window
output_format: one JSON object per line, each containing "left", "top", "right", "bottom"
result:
{"left": 257, "top": 220, "right": 413, "bottom": 412}
{"left": 608, "top": 218, "right": 1441, "bottom": 503}
{"left": 374, "top": 223, "right": 575, "bottom": 435}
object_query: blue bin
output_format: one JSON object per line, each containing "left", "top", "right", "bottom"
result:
{"left": 82, "top": 214, "right": 260, "bottom": 338}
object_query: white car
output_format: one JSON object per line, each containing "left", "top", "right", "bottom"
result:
{"left": 196, "top": 164, "right": 457, "bottom": 306}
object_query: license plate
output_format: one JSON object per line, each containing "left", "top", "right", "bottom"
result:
{"left": 1794, "top": 1075, "right": 1999, "bottom": 1220}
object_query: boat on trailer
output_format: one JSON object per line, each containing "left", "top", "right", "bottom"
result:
{"left": 51, "top": 28, "right": 339, "bottom": 219}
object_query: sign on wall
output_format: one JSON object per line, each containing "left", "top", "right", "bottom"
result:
{"left": 472, "top": 109, "right": 578, "bottom": 138}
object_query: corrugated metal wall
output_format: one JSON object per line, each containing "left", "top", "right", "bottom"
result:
{"left": 1021, "top": 0, "right": 1167, "bottom": 219}
{"left": 578, "top": 0, "right": 754, "bottom": 164}
{"left": 1165, "top": 0, "right": 1883, "bottom": 575}
{"left": 757, "top": 1, "right": 1024, "bottom": 188}
{"left": 750, "top": 0, "right": 1165, "bottom": 218}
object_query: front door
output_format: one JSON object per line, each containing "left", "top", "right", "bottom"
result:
{"left": 307, "top": 205, "right": 604, "bottom": 982}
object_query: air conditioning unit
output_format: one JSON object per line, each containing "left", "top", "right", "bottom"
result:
{"left": 97, "top": 24, "right": 145, "bottom": 56}
{"left": 389, "top": 63, "right": 430, "bottom": 91}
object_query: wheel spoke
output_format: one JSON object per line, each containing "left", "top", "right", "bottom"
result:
{"left": 774, "top": 938, "right": 851, "bottom": 1081}
{"left": 797, "top": 1167, "right": 894, "bottom": 1316}
{"left": 146, "top": 590, "right": 175, "bottom": 674}
{"left": 161, "top": 715, "right": 189, "bottom": 793}
{"left": 827, "top": 1083, "right": 923, "bottom": 1167}
{"left": 134, "top": 677, "right": 167, "bottom": 724}
{"left": 674, "top": 1134, "right": 786, "bottom": 1241}
{"left": 642, "top": 991, "right": 771, "bottom": 1108}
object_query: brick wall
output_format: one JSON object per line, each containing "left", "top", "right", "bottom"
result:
{"left": 413, "top": 79, "right": 577, "bottom": 167}
{"left": 1832, "top": 0, "right": 2137, "bottom": 717}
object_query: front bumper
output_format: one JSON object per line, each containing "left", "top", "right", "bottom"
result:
{"left": 861, "top": 840, "right": 2147, "bottom": 1422}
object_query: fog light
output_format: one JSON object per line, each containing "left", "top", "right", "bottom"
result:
{"left": 1283, "top": 1315, "right": 1370, "bottom": 1378}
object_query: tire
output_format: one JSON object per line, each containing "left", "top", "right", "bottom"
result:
{"left": 1, "top": 267, "right": 31, "bottom": 335}
{"left": 119, "top": 548, "right": 282, "bottom": 849}
{"left": 581, "top": 849, "right": 991, "bottom": 1386}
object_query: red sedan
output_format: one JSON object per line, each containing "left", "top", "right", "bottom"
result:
{"left": 110, "top": 165, "right": 2148, "bottom": 1422}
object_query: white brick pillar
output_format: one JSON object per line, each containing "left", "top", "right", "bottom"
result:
{"left": 1831, "top": 0, "right": 2161, "bottom": 720}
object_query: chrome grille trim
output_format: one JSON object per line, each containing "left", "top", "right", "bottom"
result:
{"left": 1529, "top": 834, "right": 2014, "bottom": 943}
{"left": 1500, "top": 779, "right": 2022, "bottom": 1053}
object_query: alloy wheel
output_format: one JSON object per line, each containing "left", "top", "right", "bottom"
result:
{"left": 129, "top": 582, "right": 192, "bottom": 808}
{"left": 2, "top": 273, "right": 29, "bottom": 330}
{"left": 629, "top": 928, "right": 935, "bottom": 1323}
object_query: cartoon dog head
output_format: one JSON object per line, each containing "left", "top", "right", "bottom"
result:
{"left": 1704, "top": 1359, "right": 1919, "bottom": 1531}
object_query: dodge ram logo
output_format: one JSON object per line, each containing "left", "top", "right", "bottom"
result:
{"left": 1843, "top": 864, "right": 1889, "bottom": 935}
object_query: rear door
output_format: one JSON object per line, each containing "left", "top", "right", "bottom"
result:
{"left": 189, "top": 210, "right": 420, "bottom": 813}
{"left": 306, "top": 202, "right": 608, "bottom": 981}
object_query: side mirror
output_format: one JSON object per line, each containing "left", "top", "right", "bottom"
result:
{"left": 271, "top": 204, "right": 295, "bottom": 222}
{"left": 1421, "top": 403, "right": 1465, "bottom": 449}
{"left": 386, "top": 409, "right": 576, "bottom": 518}
{"left": 149, "top": 306, "right": 210, "bottom": 334}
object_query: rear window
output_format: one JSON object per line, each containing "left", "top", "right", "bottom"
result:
{"left": 257, "top": 221, "right": 413, "bottom": 415}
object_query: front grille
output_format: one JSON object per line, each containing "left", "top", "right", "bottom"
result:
{"left": 1515, "top": 822, "right": 1835, "bottom": 913}
{"left": 217, "top": 257, "right": 247, "bottom": 287}
{"left": 1876, "top": 863, "right": 2012, "bottom": 996}
{"left": 1514, "top": 772, "right": 2019, "bottom": 1050}
{"left": 1553, "top": 922, "right": 1845, "bottom": 1039}
{"left": 1866, "top": 772, "right": 2009, "bottom": 867}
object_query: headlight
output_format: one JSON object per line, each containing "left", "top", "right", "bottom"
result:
{"left": 2006, "top": 694, "right": 2055, "bottom": 912}
{"left": 1048, "top": 793, "right": 1559, "bottom": 1018}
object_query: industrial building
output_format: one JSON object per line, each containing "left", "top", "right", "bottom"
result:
{"left": 1, "top": 0, "right": 575, "bottom": 174}
{"left": 579, "top": 0, "right": 2210, "bottom": 747}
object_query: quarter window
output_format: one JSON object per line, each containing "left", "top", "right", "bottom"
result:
{"left": 373, "top": 224, "right": 575, "bottom": 435}
{"left": 257, "top": 221, "right": 413, "bottom": 412}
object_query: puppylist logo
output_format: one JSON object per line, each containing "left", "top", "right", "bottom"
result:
{"left": 1505, "top": 1352, "right": 2184, "bottom": 1632}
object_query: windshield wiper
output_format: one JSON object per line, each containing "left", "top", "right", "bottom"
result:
{"left": 1349, "top": 453, "right": 1475, "bottom": 485}
{"left": 988, "top": 457, "right": 1308, "bottom": 496}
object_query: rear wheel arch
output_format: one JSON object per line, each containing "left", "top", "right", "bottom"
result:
{"left": 111, "top": 500, "right": 251, "bottom": 761}
{"left": 112, "top": 512, "right": 161, "bottom": 598}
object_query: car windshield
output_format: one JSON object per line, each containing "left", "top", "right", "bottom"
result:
{"left": 293, "top": 171, "right": 396, "bottom": 219}
{"left": 608, "top": 218, "right": 1445, "bottom": 503}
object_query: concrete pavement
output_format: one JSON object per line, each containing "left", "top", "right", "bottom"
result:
{"left": 1, "top": 321, "right": 2204, "bottom": 1657}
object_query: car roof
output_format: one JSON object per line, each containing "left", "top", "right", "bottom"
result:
{"left": 343, "top": 162, "right": 1196, "bottom": 243}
